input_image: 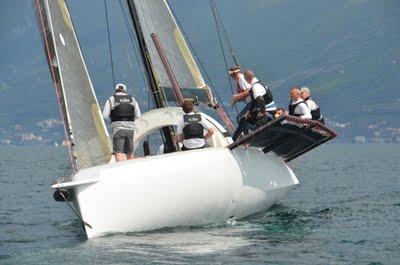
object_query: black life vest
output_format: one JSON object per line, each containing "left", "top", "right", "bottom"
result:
{"left": 110, "top": 94, "right": 135, "bottom": 122}
{"left": 288, "top": 100, "right": 307, "bottom": 117}
{"left": 304, "top": 97, "right": 323, "bottom": 122}
{"left": 183, "top": 113, "right": 204, "bottom": 140}
{"left": 249, "top": 81, "right": 273, "bottom": 105}
{"left": 311, "top": 106, "right": 322, "bottom": 121}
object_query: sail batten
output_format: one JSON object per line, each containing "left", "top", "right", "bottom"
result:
{"left": 36, "top": 0, "right": 111, "bottom": 170}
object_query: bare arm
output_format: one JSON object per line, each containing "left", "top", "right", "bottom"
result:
{"left": 177, "top": 134, "right": 183, "bottom": 143}
{"left": 204, "top": 127, "right": 215, "bottom": 140}
{"left": 231, "top": 90, "right": 250, "bottom": 106}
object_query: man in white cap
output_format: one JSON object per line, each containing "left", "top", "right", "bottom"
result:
{"left": 103, "top": 83, "right": 141, "bottom": 161}
{"left": 229, "top": 66, "right": 252, "bottom": 123}
{"left": 300, "top": 87, "right": 325, "bottom": 123}
{"left": 229, "top": 66, "right": 252, "bottom": 104}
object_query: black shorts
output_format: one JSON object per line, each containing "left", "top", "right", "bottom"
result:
{"left": 113, "top": 129, "right": 134, "bottom": 154}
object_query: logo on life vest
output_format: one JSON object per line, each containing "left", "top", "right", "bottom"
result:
{"left": 119, "top": 98, "right": 131, "bottom": 103}
{"left": 184, "top": 114, "right": 202, "bottom": 123}
{"left": 114, "top": 95, "right": 133, "bottom": 104}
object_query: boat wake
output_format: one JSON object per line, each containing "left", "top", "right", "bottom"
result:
{"left": 63, "top": 204, "right": 333, "bottom": 256}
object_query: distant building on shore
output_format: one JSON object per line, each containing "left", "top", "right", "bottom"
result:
{"left": 0, "top": 139, "right": 12, "bottom": 145}
{"left": 354, "top": 136, "right": 366, "bottom": 144}
{"left": 369, "top": 138, "right": 390, "bottom": 144}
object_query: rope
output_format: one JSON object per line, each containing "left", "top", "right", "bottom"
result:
{"left": 168, "top": 4, "right": 234, "bottom": 123}
{"left": 118, "top": 0, "right": 152, "bottom": 113}
{"left": 212, "top": 0, "right": 239, "bottom": 66}
{"left": 210, "top": 0, "right": 238, "bottom": 115}
{"left": 104, "top": 0, "right": 116, "bottom": 87}
{"left": 119, "top": 0, "right": 152, "bottom": 142}
{"left": 58, "top": 189, "right": 92, "bottom": 229}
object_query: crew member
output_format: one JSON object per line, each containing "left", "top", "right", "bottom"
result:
{"left": 245, "top": 70, "right": 276, "bottom": 115}
{"left": 274, "top": 108, "right": 285, "bottom": 119}
{"left": 288, "top": 87, "right": 311, "bottom": 119}
{"left": 232, "top": 69, "right": 276, "bottom": 140}
{"left": 229, "top": 66, "right": 252, "bottom": 122}
{"left": 230, "top": 66, "right": 252, "bottom": 104}
{"left": 103, "top": 83, "right": 141, "bottom": 162}
{"left": 177, "top": 100, "right": 215, "bottom": 151}
{"left": 300, "top": 87, "right": 325, "bottom": 124}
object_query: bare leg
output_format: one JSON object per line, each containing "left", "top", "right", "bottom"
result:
{"left": 115, "top": 152, "right": 126, "bottom": 162}
{"left": 126, "top": 153, "right": 135, "bottom": 160}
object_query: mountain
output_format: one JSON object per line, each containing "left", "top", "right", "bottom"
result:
{"left": 0, "top": 0, "right": 399, "bottom": 144}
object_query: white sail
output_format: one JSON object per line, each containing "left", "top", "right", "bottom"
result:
{"left": 36, "top": 0, "right": 111, "bottom": 170}
{"left": 128, "top": 0, "right": 217, "bottom": 103}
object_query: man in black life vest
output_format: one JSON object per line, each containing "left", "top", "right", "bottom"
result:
{"left": 232, "top": 69, "right": 276, "bottom": 140}
{"left": 288, "top": 87, "right": 312, "bottom": 119}
{"left": 300, "top": 87, "right": 325, "bottom": 124}
{"left": 102, "top": 83, "right": 141, "bottom": 162}
{"left": 176, "top": 100, "right": 215, "bottom": 151}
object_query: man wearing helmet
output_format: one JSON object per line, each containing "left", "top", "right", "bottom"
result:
{"left": 103, "top": 83, "right": 141, "bottom": 162}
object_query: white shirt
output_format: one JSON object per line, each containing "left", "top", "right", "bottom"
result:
{"left": 102, "top": 92, "right": 141, "bottom": 135}
{"left": 249, "top": 77, "right": 264, "bottom": 98}
{"left": 177, "top": 112, "right": 212, "bottom": 149}
{"left": 291, "top": 99, "right": 312, "bottom": 119}
{"left": 237, "top": 73, "right": 251, "bottom": 91}
{"left": 236, "top": 73, "right": 252, "bottom": 103}
{"left": 305, "top": 98, "right": 318, "bottom": 111}
{"left": 249, "top": 78, "right": 277, "bottom": 111}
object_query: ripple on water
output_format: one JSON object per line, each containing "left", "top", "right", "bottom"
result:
{"left": 1, "top": 145, "right": 400, "bottom": 265}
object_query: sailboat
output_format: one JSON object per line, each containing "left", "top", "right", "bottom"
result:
{"left": 35, "top": 0, "right": 337, "bottom": 239}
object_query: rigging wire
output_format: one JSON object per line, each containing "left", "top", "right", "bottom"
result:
{"left": 103, "top": 0, "right": 116, "bottom": 87}
{"left": 118, "top": 0, "right": 152, "bottom": 141}
{"left": 118, "top": 0, "right": 149, "bottom": 96}
{"left": 212, "top": 0, "right": 239, "bottom": 66}
{"left": 168, "top": 4, "right": 234, "bottom": 122}
{"left": 210, "top": 0, "right": 238, "bottom": 115}
{"left": 58, "top": 188, "right": 92, "bottom": 229}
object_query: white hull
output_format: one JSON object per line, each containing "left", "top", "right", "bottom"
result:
{"left": 55, "top": 147, "right": 298, "bottom": 238}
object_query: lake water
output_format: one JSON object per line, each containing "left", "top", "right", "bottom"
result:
{"left": 0, "top": 144, "right": 399, "bottom": 264}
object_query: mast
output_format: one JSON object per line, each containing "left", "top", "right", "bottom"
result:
{"left": 35, "top": 0, "right": 76, "bottom": 170}
{"left": 126, "top": 0, "right": 177, "bottom": 152}
{"left": 125, "top": 0, "right": 235, "bottom": 133}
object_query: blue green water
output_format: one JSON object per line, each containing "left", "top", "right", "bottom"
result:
{"left": 0, "top": 144, "right": 399, "bottom": 264}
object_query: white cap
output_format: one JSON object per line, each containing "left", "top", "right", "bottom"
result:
{"left": 115, "top": 83, "right": 127, "bottom": 92}
{"left": 228, "top": 69, "right": 240, "bottom": 75}
{"left": 300, "top": 87, "right": 310, "bottom": 94}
